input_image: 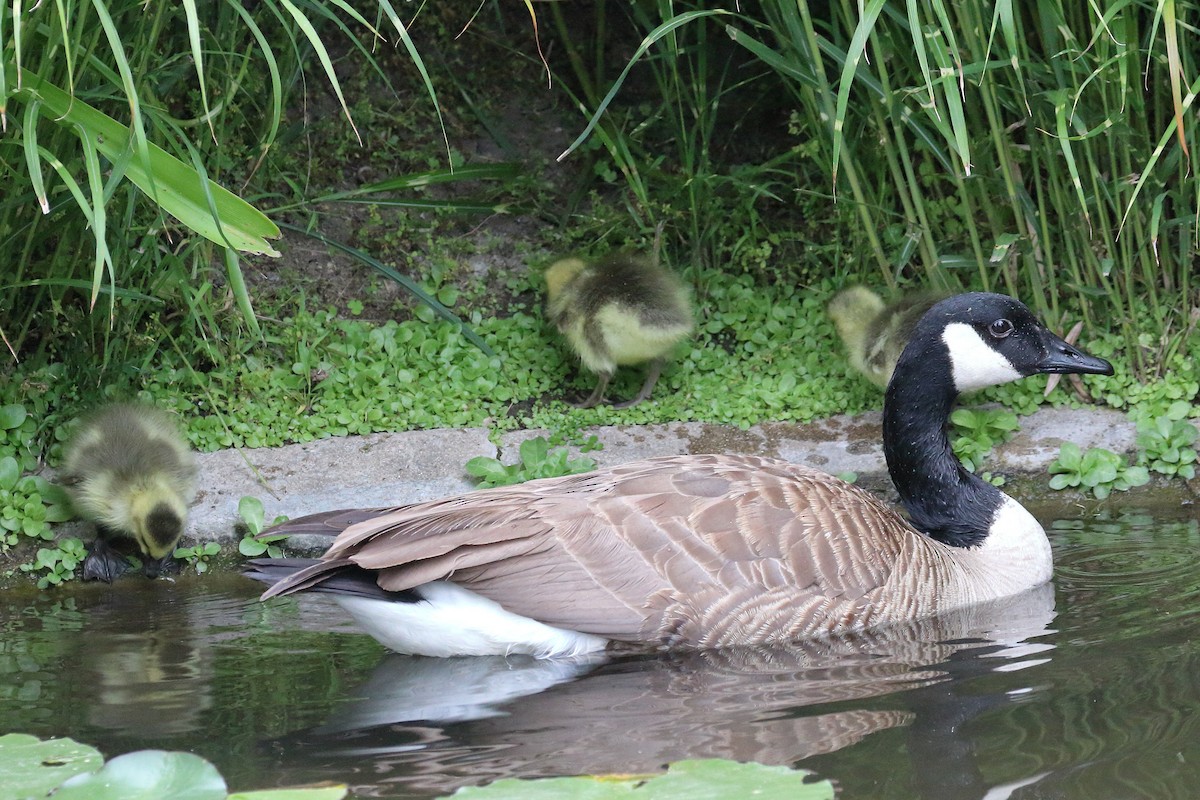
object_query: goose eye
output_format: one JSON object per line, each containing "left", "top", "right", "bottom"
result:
{"left": 988, "top": 319, "right": 1014, "bottom": 339}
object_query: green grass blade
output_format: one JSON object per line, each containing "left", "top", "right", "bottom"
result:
{"left": 1161, "top": 0, "right": 1189, "bottom": 157}
{"left": 89, "top": 0, "right": 157, "bottom": 208}
{"left": 724, "top": 25, "right": 818, "bottom": 89}
{"left": 181, "top": 0, "right": 214, "bottom": 141}
{"left": 322, "top": 0, "right": 383, "bottom": 39}
{"left": 326, "top": 198, "right": 511, "bottom": 214}
{"left": 1049, "top": 89, "right": 1090, "bottom": 231}
{"left": 6, "top": 65, "right": 280, "bottom": 255}
{"left": 987, "top": 0, "right": 1030, "bottom": 114}
{"left": 924, "top": 26, "right": 971, "bottom": 175}
{"left": 317, "top": 164, "right": 522, "bottom": 198}
{"left": 223, "top": 247, "right": 260, "bottom": 337}
{"left": 0, "top": 276, "right": 161, "bottom": 301}
{"left": 279, "top": 0, "right": 361, "bottom": 145}
{"left": 904, "top": 0, "right": 939, "bottom": 119}
{"left": 1120, "top": 69, "right": 1200, "bottom": 236}
{"left": 21, "top": 100, "right": 49, "bottom": 213}
{"left": 558, "top": 8, "right": 732, "bottom": 162}
{"left": 0, "top": 2, "right": 8, "bottom": 130}
{"left": 225, "top": 0, "right": 282, "bottom": 160}
{"left": 830, "top": 0, "right": 887, "bottom": 186}
{"left": 52, "top": 0, "right": 77, "bottom": 97}
{"left": 74, "top": 122, "right": 115, "bottom": 313}
{"left": 376, "top": 0, "right": 452, "bottom": 162}
{"left": 156, "top": 114, "right": 262, "bottom": 332}
{"left": 278, "top": 222, "right": 495, "bottom": 356}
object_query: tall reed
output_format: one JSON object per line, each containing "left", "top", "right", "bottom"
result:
{"left": 558, "top": 2, "right": 1196, "bottom": 380}
{"left": 727, "top": 1, "right": 1196, "bottom": 378}
{"left": 1, "top": 1, "right": 437, "bottom": 367}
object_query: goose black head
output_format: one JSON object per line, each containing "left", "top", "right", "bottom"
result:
{"left": 900, "top": 292, "right": 1113, "bottom": 394}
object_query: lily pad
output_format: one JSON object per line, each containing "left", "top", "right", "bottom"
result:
{"left": 0, "top": 733, "right": 103, "bottom": 800}
{"left": 447, "top": 759, "right": 835, "bottom": 799}
{"left": 228, "top": 786, "right": 348, "bottom": 800}
{"left": 51, "top": 750, "right": 226, "bottom": 800}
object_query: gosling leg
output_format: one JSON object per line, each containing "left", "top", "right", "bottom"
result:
{"left": 81, "top": 537, "right": 133, "bottom": 583}
{"left": 612, "top": 358, "right": 666, "bottom": 410}
{"left": 572, "top": 372, "right": 613, "bottom": 409}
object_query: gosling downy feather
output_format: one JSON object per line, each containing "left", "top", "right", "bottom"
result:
{"left": 60, "top": 403, "right": 196, "bottom": 582}
{"left": 248, "top": 293, "right": 1112, "bottom": 658}
{"left": 544, "top": 254, "right": 693, "bottom": 408}
{"left": 828, "top": 286, "right": 943, "bottom": 388}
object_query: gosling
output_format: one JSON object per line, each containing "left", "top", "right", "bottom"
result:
{"left": 60, "top": 403, "right": 196, "bottom": 582}
{"left": 545, "top": 254, "right": 693, "bottom": 409}
{"left": 827, "top": 286, "right": 943, "bottom": 388}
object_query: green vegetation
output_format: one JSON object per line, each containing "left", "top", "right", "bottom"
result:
{"left": 1135, "top": 402, "right": 1199, "bottom": 480}
{"left": 950, "top": 408, "right": 1021, "bottom": 474}
{"left": 466, "top": 436, "right": 599, "bottom": 489}
{"left": 1, "top": 736, "right": 829, "bottom": 800}
{"left": 450, "top": 759, "right": 833, "bottom": 799}
{"left": 236, "top": 496, "right": 289, "bottom": 558}
{"left": 1049, "top": 443, "right": 1151, "bottom": 500}
{"left": 173, "top": 542, "right": 222, "bottom": 575}
{"left": 0, "top": 733, "right": 346, "bottom": 800}
{"left": 18, "top": 538, "right": 87, "bottom": 589}
{"left": 2, "top": 2, "right": 1197, "bottom": 562}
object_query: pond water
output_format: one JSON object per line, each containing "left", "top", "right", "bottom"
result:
{"left": 3, "top": 507, "right": 1199, "bottom": 799}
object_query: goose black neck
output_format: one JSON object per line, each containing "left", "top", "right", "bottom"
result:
{"left": 882, "top": 345, "right": 1003, "bottom": 548}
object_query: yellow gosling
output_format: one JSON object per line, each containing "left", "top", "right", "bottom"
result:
{"left": 545, "top": 254, "right": 693, "bottom": 408}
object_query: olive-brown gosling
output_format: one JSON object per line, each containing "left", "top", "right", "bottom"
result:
{"left": 60, "top": 403, "right": 196, "bottom": 582}
{"left": 827, "top": 286, "right": 944, "bottom": 388}
{"left": 544, "top": 254, "right": 693, "bottom": 409}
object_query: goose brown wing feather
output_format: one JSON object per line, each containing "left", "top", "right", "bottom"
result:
{"left": 265, "top": 453, "right": 930, "bottom": 646}
{"left": 262, "top": 508, "right": 399, "bottom": 537}
{"left": 259, "top": 557, "right": 359, "bottom": 599}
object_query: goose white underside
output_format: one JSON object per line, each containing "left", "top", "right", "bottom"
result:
{"left": 333, "top": 581, "right": 610, "bottom": 659}
{"left": 961, "top": 496, "right": 1053, "bottom": 599}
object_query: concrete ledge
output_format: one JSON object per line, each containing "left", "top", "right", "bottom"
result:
{"left": 43, "top": 406, "right": 1193, "bottom": 552}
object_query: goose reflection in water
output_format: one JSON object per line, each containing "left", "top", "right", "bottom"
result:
{"left": 267, "top": 581, "right": 1057, "bottom": 799}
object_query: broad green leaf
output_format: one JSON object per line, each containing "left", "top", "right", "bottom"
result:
{"left": 519, "top": 437, "right": 550, "bottom": 467}
{"left": 239, "top": 496, "right": 267, "bottom": 533}
{"left": 1122, "top": 466, "right": 1151, "bottom": 487}
{"left": 1059, "top": 442, "right": 1082, "bottom": 468}
{"left": 448, "top": 759, "right": 835, "bottom": 799}
{"left": 229, "top": 787, "right": 348, "bottom": 800}
{"left": 0, "top": 457, "right": 19, "bottom": 491}
{"left": 239, "top": 538, "right": 269, "bottom": 556}
{"left": 1048, "top": 473, "right": 1075, "bottom": 491}
{"left": 4, "top": 66, "right": 280, "bottom": 256}
{"left": 0, "top": 404, "right": 27, "bottom": 430}
{"left": 465, "top": 457, "right": 509, "bottom": 482}
{"left": 53, "top": 750, "right": 226, "bottom": 800}
{"left": 0, "top": 733, "right": 103, "bottom": 798}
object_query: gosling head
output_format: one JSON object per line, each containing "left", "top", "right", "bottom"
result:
{"left": 127, "top": 482, "right": 189, "bottom": 562}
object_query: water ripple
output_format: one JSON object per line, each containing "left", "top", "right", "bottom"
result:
{"left": 1051, "top": 514, "right": 1200, "bottom": 643}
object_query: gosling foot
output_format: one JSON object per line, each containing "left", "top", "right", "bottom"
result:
{"left": 81, "top": 539, "right": 134, "bottom": 583}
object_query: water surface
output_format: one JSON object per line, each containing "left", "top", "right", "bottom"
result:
{"left": 2, "top": 508, "right": 1198, "bottom": 798}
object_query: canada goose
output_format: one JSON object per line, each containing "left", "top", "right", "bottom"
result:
{"left": 544, "top": 254, "right": 693, "bottom": 408}
{"left": 60, "top": 403, "right": 196, "bottom": 582}
{"left": 828, "top": 286, "right": 943, "bottom": 388}
{"left": 247, "top": 293, "right": 1112, "bottom": 658}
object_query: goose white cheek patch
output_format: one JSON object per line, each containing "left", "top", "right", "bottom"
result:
{"left": 942, "top": 323, "right": 1022, "bottom": 392}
